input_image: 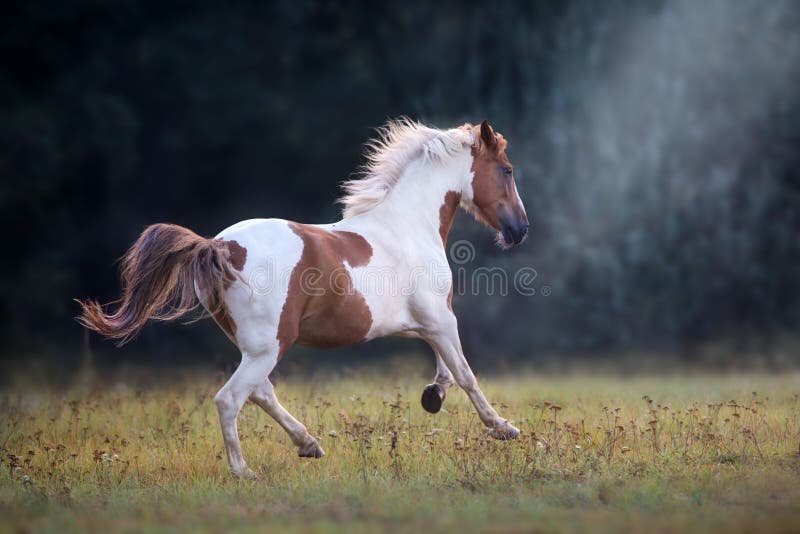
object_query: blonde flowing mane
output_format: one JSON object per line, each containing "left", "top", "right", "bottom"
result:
{"left": 339, "top": 118, "right": 475, "bottom": 218}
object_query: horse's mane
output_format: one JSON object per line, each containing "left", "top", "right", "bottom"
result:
{"left": 339, "top": 118, "right": 475, "bottom": 218}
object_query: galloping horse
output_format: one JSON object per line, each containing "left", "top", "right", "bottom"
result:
{"left": 79, "top": 119, "right": 529, "bottom": 478}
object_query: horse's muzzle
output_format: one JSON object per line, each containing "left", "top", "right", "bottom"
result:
{"left": 501, "top": 222, "right": 529, "bottom": 245}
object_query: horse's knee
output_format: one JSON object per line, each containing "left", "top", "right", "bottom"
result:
{"left": 215, "top": 390, "right": 235, "bottom": 419}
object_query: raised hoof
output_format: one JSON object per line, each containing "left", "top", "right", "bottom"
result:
{"left": 297, "top": 441, "right": 325, "bottom": 458}
{"left": 489, "top": 422, "right": 520, "bottom": 440}
{"left": 421, "top": 383, "right": 445, "bottom": 414}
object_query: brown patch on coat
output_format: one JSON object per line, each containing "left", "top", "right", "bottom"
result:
{"left": 226, "top": 240, "right": 247, "bottom": 272}
{"left": 276, "top": 223, "right": 374, "bottom": 356}
{"left": 438, "top": 191, "right": 459, "bottom": 312}
{"left": 467, "top": 120, "right": 526, "bottom": 231}
{"left": 438, "top": 190, "right": 461, "bottom": 246}
{"left": 207, "top": 291, "right": 238, "bottom": 341}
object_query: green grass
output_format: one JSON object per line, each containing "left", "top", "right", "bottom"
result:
{"left": 1, "top": 369, "right": 799, "bottom": 532}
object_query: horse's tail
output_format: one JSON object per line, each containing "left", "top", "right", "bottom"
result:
{"left": 77, "top": 223, "right": 239, "bottom": 345}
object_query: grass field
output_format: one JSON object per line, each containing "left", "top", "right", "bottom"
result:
{"left": 1, "top": 368, "right": 799, "bottom": 533}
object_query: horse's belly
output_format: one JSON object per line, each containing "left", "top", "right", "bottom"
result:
{"left": 295, "top": 294, "right": 372, "bottom": 348}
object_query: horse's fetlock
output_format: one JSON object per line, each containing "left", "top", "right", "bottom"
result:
{"left": 436, "top": 375, "right": 455, "bottom": 388}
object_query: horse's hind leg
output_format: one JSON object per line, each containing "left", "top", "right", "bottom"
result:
{"left": 214, "top": 351, "right": 276, "bottom": 478}
{"left": 421, "top": 351, "right": 455, "bottom": 414}
{"left": 249, "top": 379, "right": 324, "bottom": 458}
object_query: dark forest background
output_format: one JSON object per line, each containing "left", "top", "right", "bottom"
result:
{"left": 3, "top": 0, "right": 800, "bottom": 373}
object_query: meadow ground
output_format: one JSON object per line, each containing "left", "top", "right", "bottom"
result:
{"left": 1, "top": 367, "right": 799, "bottom": 533}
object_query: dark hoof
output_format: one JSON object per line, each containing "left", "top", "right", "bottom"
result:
{"left": 421, "top": 383, "right": 445, "bottom": 414}
{"left": 297, "top": 441, "right": 325, "bottom": 458}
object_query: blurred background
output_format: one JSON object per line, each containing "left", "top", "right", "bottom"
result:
{"left": 3, "top": 0, "right": 800, "bottom": 378}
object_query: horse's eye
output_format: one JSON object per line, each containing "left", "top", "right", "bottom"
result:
{"left": 503, "top": 167, "right": 513, "bottom": 176}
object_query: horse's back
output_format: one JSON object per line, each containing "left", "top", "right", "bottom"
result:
{"left": 216, "top": 218, "right": 304, "bottom": 270}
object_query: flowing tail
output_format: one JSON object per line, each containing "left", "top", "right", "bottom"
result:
{"left": 77, "top": 223, "right": 240, "bottom": 345}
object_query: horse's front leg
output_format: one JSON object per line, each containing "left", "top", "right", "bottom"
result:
{"left": 423, "top": 316, "right": 519, "bottom": 439}
{"left": 421, "top": 351, "right": 455, "bottom": 414}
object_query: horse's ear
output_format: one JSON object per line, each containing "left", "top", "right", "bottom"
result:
{"left": 479, "top": 120, "right": 497, "bottom": 150}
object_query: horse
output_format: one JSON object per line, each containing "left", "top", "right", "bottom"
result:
{"left": 78, "top": 119, "right": 530, "bottom": 478}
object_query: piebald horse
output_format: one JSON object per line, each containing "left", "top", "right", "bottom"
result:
{"left": 79, "top": 119, "right": 529, "bottom": 478}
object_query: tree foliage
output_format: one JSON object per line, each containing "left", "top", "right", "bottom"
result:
{"left": 2, "top": 0, "right": 799, "bottom": 365}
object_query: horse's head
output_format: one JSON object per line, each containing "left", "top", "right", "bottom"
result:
{"left": 463, "top": 120, "right": 529, "bottom": 248}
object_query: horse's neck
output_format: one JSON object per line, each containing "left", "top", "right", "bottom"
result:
{"left": 357, "top": 155, "right": 469, "bottom": 248}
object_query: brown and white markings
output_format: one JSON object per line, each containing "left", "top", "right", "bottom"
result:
{"left": 78, "top": 119, "right": 530, "bottom": 478}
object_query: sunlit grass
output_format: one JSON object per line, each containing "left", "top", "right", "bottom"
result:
{"left": 1, "top": 370, "right": 799, "bottom": 532}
